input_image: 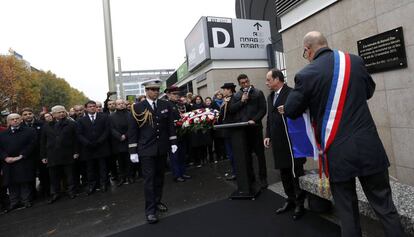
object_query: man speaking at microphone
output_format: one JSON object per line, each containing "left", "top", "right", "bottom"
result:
{"left": 229, "top": 74, "right": 268, "bottom": 189}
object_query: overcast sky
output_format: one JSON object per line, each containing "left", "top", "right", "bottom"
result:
{"left": 0, "top": 0, "right": 235, "bottom": 102}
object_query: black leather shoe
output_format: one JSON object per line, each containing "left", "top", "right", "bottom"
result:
{"left": 48, "top": 195, "right": 59, "bottom": 204}
{"left": 276, "top": 202, "right": 295, "bottom": 214}
{"left": 182, "top": 174, "right": 192, "bottom": 179}
{"left": 292, "top": 205, "right": 305, "bottom": 220}
{"left": 101, "top": 185, "right": 108, "bottom": 192}
{"left": 86, "top": 188, "right": 95, "bottom": 196}
{"left": 156, "top": 202, "right": 168, "bottom": 212}
{"left": 146, "top": 214, "right": 158, "bottom": 224}
{"left": 69, "top": 193, "right": 76, "bottom": 199}
{"left": 116, "top": 179, "right": 125, "bottom": 187}
{"left": 225, "top": 174, "right": 236, "bottom": 181}
{"left": 24, "top": 202, "right": 32, "bottom": 208}
{"left": 174, "top": 177, "right": 185, "bottom": 182}
{"left": 5, "top": 205, "right": 19, "bottom": 213}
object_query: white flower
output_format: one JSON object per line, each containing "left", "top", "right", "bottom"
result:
{"left": 183, "top": 121, "right": 190, "bottom": 127}
{"left": 201, "top": 115, "right": 207, "bottom": 121}
{"left": 208, "top": 114, "right": 214, "bottom": 120}
{"left": 194, "top": 117, "right": 200, "bottom": 124}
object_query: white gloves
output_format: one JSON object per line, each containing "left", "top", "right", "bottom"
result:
{"left": 171, "top": 145, "right": 178, "bottom": 154}
{"left": 130, "top": 153, "right": 139, "bottom": 163}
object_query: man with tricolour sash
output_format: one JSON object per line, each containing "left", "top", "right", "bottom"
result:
{"left": 281, "top": 31, "right": 405, "bottom": 237}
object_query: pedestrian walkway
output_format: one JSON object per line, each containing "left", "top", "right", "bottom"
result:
{"left": 110, "top": 189, "right": 341, "bottom": 237}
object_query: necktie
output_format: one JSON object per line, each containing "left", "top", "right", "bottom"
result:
{"left": 153, "top": 101, "right": 157, "bottom": 111}
{"left": 273, "top": 92, "right": 279, "bottom": 106}
{"left": 91, "top": 115, "right": 95, "bottom": 123}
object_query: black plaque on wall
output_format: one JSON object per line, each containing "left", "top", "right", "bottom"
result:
{"left": 357, "top": 27, "right": 407, "bottom": 74}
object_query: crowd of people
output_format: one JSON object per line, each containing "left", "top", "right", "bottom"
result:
{"left": 0, "top": 30, "right": 408, "bottom": 236}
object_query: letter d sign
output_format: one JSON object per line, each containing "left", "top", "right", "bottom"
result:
{"left": 207, "top": 20, "right": 234, "bottom": 48}
{"left": 212, "top": 28, "right": 231, "bottom": 48}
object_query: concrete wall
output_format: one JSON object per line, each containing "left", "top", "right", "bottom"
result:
{"left": 280, "top": 0, "right": 414, "bottom": 185}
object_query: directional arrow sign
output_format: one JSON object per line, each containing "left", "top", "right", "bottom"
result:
{"left": 253, "top": 22, "right": 262, "bottom": 31}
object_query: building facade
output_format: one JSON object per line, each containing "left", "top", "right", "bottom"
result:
{"left": 115, "top": 69, "right": 174, "bottom": 100}
{"left": 276, "top": 0, "right": 414, "bottom": 185}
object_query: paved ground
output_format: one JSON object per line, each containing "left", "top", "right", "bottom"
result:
{"left": 0, "top": 158, "right": 280, "bottom": 237}
{"left": 1, "top": 154, "right": 409, "bottom": 237}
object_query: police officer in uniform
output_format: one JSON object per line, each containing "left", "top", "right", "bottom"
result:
{"left": 128, "top": 81, "right": 178, "bottom": 224}
{"left": 164, "top": 86, "right": 191, "bottom": 182}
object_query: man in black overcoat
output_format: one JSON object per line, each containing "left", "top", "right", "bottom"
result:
{"left": 77, "top": 101, "right": 111, "bottom": 195}
{"left": 0, "top": 113, "right": 37, "bottom": 212}
{"left": 263, "top": 69, "right": 306, "bottom": 220}
{"left": 21, "top": 107, "right": 49, "bottom": 198}
{"left": 228, "top": 74, "right": 268, "bottom": 189}
{"left": 283, "top": 31, "right": 405, "bottom": 237}
{"left": 40, "top": 106, "right": 79, "bottom": 203}
{"left": 109, "top": 99, "right": 132, "bottom": 186}
{"left": 128, "top": 81, "right": 177, "bottom": 224}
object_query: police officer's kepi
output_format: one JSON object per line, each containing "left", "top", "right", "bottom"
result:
{"left": 164, "top": 85, "right": 181, "bottom": 94}
{"left": 144, "top": 81, "right": 161, "bottom": 89}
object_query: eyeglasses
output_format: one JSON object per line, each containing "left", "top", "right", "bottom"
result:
{"left": 302, "top": 47, "right": 309, "bottom": 59}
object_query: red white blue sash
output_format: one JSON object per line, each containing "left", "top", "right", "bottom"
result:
{"left": 321, "top": 50, "right": 351, "bottom": 152}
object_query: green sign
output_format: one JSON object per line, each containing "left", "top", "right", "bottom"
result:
{"left": 126, "top": 95, "right": 136, "bottom": 103}
{"left": 177, "top": 61, "right": 189, "bottom": 82}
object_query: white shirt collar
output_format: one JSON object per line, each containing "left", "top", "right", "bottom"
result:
{"left": 89, "top": 113, "right": 97, "bottom": 118}
{"left": 146, "top": 98, "right": 157, "bottom": 106}
{"left": 275, "top": 86, "right": 282, "bottom": 95}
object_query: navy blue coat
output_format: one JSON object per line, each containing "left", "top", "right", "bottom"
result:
{"left": 285, "top": 47, "right": 389, "bottom": 182}
{"left": 128, "top": 99, "right": 177, "bottom": 157}
{"left": 0, "top": 126, "right": 37, "bottom": 185}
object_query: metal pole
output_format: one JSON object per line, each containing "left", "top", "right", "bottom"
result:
{"left": 102, "top": 0, "right": 116, "bottom": 94}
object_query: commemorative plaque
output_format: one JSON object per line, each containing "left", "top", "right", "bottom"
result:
{"left": 357, "top": 27, "right": 407, "bottom": 73}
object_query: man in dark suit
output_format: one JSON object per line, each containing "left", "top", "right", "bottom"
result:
{"left": 21, "top": 108, "right": 49, "bottom": 198}
{"left": 128, "top": 81, "right": 177, "bottom": 224}
{"left": 0, "top": 113, "right": 37, "bottom": 212}
{"left": 283, "top": 31, "right": 405, "bottom": 237}
{"left": 77, "top": 101, "right": 111, "bottom": 195}
{"left": 228, "top": 74, "right": 268, "bottom": 189}
{"left": 263, "top": 69, "right": 306, "bottom": 220}
{"left": 40, "top": 106, "right": 79, "bottom": 203}
{"left": 109, "top": 99, "right": 132, "bottom": 186}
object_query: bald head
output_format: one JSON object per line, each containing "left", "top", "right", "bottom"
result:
{"left": 303, "top": 31, "right": 328, "bottom": 49}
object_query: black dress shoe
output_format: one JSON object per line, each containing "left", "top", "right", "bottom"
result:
{"left": 86, "top": 188, "right": 95, "bottom": 196}
{"left": 69, "top": 193, "right": 76, "bottom": 199}
{"left": 116, "top": 179, "right": 125, "bottom": 187}
{"left": 24, "top": 202, "right": 32, "bottom": 208}
{"left": 146, "top": 214, "right": 158, "bottom": 224}
{"left": 101, "top": 185, "right": 108, "bottom": 192}
{"left": 174, "top": 177, "right": 185, "bottom": 182}
{"left": 276, "top": 202, "right": 295, "bottom": 214}
{"left": 156, "top": 202, "right": 168, "bottom": 212}
{"left": 225, "top": 174, "right": 236, "bottom": 181}
{"left": 293, "top": 205, "right": 305, "bottom": 220}
{"left": 182, "top": 174, "right": 191, "bottom": 179}
{"left": 5, "top": 205, "right": 19, "bottom": 213}
{"left": 48, "top": 195, "right": 60, "bottom": 204}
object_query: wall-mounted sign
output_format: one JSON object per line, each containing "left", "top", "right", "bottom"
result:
{"left": 357, "top": 27, "right": 407, "bottom": 74}
{"left": 185, "top": 16, "right": 271, "bottom": 72}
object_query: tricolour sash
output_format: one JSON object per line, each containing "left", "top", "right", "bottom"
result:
{"left": 321, "top": 50, "right": 351, "bottom": 153}
{"left": 317, "top": 50, "right": 351, "bottom": 196}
